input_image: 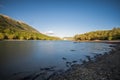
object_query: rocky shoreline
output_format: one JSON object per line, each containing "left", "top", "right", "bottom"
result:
{"left": 48, "top": 43, "right": 120, "bottom": 80}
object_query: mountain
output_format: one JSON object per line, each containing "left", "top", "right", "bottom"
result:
{"left": 74, "top": 28, "right": 120, "bottom": 41}
{"left": 0, "top": 14, "right": 60, "bottom": 40}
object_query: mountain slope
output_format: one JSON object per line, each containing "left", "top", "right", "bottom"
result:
{"left": 0, "top": 14, "right": 40, "bottom": 33}
{"left": 0, "top": 14, "right": 60, "bottom": 40}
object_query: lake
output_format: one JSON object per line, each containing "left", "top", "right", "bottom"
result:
{"left": 0, "top": 40, "right": 114, "bottom": 80}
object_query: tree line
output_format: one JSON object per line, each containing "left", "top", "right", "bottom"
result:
{"left": 74, "top": 27, "right": 120, "bottom": 41}
{"left": 0, "top": 28, "right": 60, "bottom": 40}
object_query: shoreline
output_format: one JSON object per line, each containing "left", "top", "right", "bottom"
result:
{"left": 48, "top": 43, "right": 120, "bottom": 80}
{"left": 73, "top": 40, "right": 120, "bottom": 43}
{"left": 1, "top": 39, "right": 120, "bottom": 43}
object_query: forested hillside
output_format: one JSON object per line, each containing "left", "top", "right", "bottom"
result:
{"left": 0, "top": 14, "right": 60, "bottom": 40}
{"left": 74, "top": 28, "right": 120, "bottom": 41}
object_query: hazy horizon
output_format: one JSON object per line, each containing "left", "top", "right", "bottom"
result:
{"left": 0, "top": 0, "right": 120, "bottom": 37}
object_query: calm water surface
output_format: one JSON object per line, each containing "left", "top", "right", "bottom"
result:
{"left": 0, "top": 40, "right": 114, "bottom": 80}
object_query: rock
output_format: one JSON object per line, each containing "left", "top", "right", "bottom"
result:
{"left": 70, "top": 49, "right": 76, "bottom": 51}
{"left": 62, "top": 57, "right": 67, "bottom": 60}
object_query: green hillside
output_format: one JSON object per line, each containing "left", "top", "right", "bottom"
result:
{"left": 74, "top": 28, "right": 120, "bottom": 41}
{"left": 0, "top": 14, "right": 60, "bottom": 40}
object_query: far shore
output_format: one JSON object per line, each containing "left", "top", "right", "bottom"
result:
{"left": 0, "top": 39, "right": 62, "bottom": 41}
{"left": 74, "top": 40, "right": 120, "bottom": 42}
{"left": 1, "top": 39, "right": 120, "bottom": 43}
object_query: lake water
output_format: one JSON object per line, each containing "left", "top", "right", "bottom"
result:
{"left": 0, "top": 40, "right": 114, "bottom": 80}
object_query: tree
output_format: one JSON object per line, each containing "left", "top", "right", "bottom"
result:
{"left": 0, "top": 33, "right": 4, "bottom": 40}
{"left": 7, "top": 34, "right": 15, "bottom": 39}
{"left": 108, "top": 36, "right": 113, "bottom": 40}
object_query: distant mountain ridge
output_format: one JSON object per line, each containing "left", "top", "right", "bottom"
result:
{"left": 0, "top": 14, "right": 60, "bottom": 40}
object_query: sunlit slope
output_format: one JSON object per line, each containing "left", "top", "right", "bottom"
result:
{"left": 0, "top": 14, "right": 60, "bottom": 40}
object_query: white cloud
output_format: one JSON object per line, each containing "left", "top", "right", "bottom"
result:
{"left": 45, "top": 30, "right": 54, "bottom": 35}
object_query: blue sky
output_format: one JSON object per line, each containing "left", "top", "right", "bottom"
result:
{"left": 0, "top": 0, "right": 120, "bottom": 37}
